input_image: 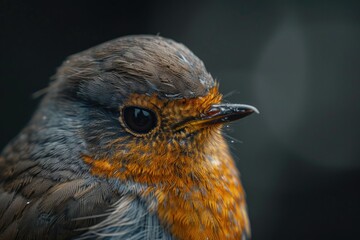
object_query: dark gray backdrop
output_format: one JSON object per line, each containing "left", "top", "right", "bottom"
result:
{"left": 1, "top": 1, "right": 359, "bottom": 239}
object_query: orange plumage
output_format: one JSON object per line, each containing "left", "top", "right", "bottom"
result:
{"left": 84, "top": 87, "right": 250, "bottom": 239}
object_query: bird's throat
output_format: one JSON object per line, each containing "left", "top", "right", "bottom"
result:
{"left": 83, "top": 135, "right": 249, "bottom": 240}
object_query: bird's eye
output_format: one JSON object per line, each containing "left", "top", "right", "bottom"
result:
{"left": 121, "top": 106, "right": 158, "bottom": 135}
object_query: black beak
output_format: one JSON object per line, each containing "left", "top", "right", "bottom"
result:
{"left": 173, "top": 103, "right": 259, "bottom": 131}
{"left": 203, "top": 104, "right": 259, "bottom": 125}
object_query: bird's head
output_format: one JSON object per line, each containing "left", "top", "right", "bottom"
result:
{"left": 41, "top": 35, "right": 257, "bottom": 183}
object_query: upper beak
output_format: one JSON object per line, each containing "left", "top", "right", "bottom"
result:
{"left": 173, "top": 103, "right": 259, "bottom": 131}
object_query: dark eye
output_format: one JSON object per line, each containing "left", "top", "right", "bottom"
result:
{"left": 122, "top": 106, "right": 158, "bottom": 135}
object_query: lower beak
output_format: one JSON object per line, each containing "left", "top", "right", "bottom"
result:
{"left": 173, "top": 104, "right": 259, "bottom": 131}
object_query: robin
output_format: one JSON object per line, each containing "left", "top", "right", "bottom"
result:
{"left": 0, "top": 35, "right": 258, "bottom": 240}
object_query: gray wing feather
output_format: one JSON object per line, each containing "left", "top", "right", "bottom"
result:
{"left": 76, "top": 195, "right": 173, "bottom": 240}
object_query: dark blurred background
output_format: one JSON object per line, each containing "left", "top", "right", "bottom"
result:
{"left": 1, "top": 0, "right": 359, "bottom": 239}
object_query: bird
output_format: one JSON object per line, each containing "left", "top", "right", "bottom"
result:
{"left": 0, "top": 35, "right": 258, "bottom": 240}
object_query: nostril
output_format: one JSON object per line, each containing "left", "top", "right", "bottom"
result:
{"left": 206, "top": 107, "right": 221, "bottom": 117}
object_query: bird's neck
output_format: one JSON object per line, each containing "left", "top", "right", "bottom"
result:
{"left": 84, "top": 134, "right": 249, "bottom": 240}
